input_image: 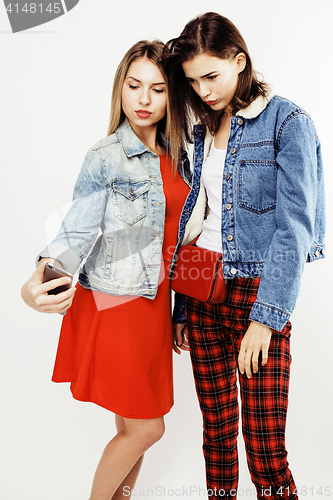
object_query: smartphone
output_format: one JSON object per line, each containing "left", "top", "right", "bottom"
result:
{"left": 43, "top": 262, "right": 73, "bottom": 295}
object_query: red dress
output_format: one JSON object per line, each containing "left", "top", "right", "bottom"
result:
{"left": 52, "top": 154, "right": 189, "bottom": 418}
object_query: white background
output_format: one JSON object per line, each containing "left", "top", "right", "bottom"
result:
{"left": 1, "top": 0, "right": 332, "bottom": 499}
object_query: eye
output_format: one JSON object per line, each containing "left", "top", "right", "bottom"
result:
{"left": 207, "top": 75, "right": 218, "bottom": 80}
{"left": 129, "top": 84, "right": 139, "bottom": 89}
{"left": 187, "top": 79, "right": 195, "bottom": 85}
{"left": 153, "top": 88, "right": 165, "bottom": 94}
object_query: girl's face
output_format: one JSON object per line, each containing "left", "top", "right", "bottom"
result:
{"left": 121, "top": 57, "right": 167, "bottom": 132}
{"left": 182, "top": 53, "right": 246, "bottom": 111}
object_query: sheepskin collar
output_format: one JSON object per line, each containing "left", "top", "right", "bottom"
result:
{"left": 236, "top": 90, "right": 275, "bottom": 119}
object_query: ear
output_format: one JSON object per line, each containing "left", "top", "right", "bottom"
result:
{"left": 235, "top": 52, "right": 246, "bottom": 74}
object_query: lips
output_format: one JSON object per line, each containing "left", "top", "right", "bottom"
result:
{"left": 135, "top": 110, "right": 152, "bottom": 118}
{"left": 205, "top": 100, "right": 218, "bottom": 106}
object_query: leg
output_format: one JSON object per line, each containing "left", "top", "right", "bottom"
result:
{"left": 237, "top": 323, "right": 298, "bottom": 499}
{"left": 186, "top": 297, "right": 239, "bottom": 498}
{"left": 112, "top": 415, "right": 144, "bottom": 500}
{"left": 89, "top": 415, "right": 165, "bottom": 500}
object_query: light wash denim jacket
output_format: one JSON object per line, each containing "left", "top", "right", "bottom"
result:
{"left": 38, "top": 119, "right": 191, "bottom": 315}
{"left": 170, "top": 94, "right": 325, "bottom": 331}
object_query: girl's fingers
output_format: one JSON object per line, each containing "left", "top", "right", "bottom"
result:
{"left": 33, "top": 286, "right": 76, "bottom": 312}
{"left": 252, "top": 348, "right": 261, "bottom": 374}
{"left": 39, "top": 291, "right": 75, "bottom": 313}
{"left": 172, "top": 344, "right": 181, "bottom": 355}
{"left": 261, "top": 344, "right": 269, "bottom": 366}
{"left": 39, "top": 276, "right": 72, "bottom": 295}
{"left": 238, "top": 345, "right": 246, "bottom": 374}
{"left": 244, "top": 351, "right": 253, "bottom": 379}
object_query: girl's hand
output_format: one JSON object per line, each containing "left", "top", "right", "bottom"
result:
{"left": 238, "top": 321, "right": 272, "bottom": 378}
{"left": 21, "top": 258, "right": 76, "bottom": 314}
{"left": 172, "top": 323, "right": 190, "bottom": 354}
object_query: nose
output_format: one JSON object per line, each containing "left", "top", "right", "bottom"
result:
{"left": 197, "top": 82, "right": 211, "bottom": 100}
{"left": 139, "top": 88, "right": 151, "bottom": 106}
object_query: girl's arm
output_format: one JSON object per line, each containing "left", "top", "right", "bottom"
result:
{"left": 249, "top": 111, "right": 324, "bottom": 332}
{"left": 22, "top": 149, "right": 108, "bottom": 313}
{"left": 38, "top": 149, "right": 108, "bottom": 274}
{"left": 238, "top": 111, "right": 324, "bottom": 377}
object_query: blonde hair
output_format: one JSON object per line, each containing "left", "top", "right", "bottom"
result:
{"left": 107, "top": 40, "right": 167, "bottom": 137}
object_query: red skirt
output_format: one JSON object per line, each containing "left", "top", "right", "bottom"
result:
{"left": 51, "top": 153, "right": 189, "bottom": 418}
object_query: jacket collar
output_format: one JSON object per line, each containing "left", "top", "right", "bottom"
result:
{"left": 236, "top": 90, "right": 275, "bottom": 119}
{"left": 115, "top": 118, "right": 167, "bottom": 157}
{"left": 199, "top": 91, "right": 275, "bottom": 162}
{"left": 115, "top": 118, "right": 150, "bottom": 157}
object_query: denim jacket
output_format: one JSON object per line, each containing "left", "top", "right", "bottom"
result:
{"left": 38, "top": 119, "right": 191, "bottom": 313}
{"left": 170, "top": 94, "right": 325, "bottom": 331}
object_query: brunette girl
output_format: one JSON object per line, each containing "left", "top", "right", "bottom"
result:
{"left": 166, "top": 12, "right": 325, "bottom": 500}
{"left": 21, "top": 40, "right": 190, "bottom": 500}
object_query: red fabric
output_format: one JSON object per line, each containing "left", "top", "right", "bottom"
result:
{"left": 186, "top": 278, "right": 298, "bottom": 499}
{"left": 171, "top": 243, "right": 228, "bottom": 303}
{"left": 52, "top": 154, "right": 189, "bottom": 418}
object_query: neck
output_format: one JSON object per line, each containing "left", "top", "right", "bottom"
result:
{"left": 129, "top": 122, "right": 165, "bottom": 155}
{"left": 214, "top": 111, "right": 231, "bottom": 150}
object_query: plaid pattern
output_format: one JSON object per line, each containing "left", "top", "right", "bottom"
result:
{"left": 186, "top": 278, "right": 298, "bottom": 499}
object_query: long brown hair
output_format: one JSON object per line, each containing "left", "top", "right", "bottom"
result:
{"left": 164, "top": 12, "right": 270, "bottom": 160}
{"left": 107, "top": 40, "right": 167, "bottom": 137}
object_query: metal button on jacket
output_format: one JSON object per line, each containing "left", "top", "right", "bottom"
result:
{"left": 227, "top": 234, "right": 233, "bottom": 241}
{"left": 226, "top": 203, "right": 232, "bottom": 211}
{"left": 237, "top": 118, "right": 244, "bottom": 125}
{"left": 226, "top": 173, "right": 231, "bottom": 180}
{"left": 231, "top": 268, "right": 237, "bottom": 275}
{"left": 231, "top": 148, "right": 237, "bottom": 154}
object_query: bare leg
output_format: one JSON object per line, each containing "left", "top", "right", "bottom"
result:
{"left": 112, "top": 415, "right": 144, "bottom": 499}
{"left": 89, "top": 415, "right": 164, "bottom": 500}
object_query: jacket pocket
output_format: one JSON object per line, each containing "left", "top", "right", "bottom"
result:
{"left": 238, "top": 160, "right": 277, "bottom": 214}
{"left": 113, "top": 180, "right": 149, "bottom": 226}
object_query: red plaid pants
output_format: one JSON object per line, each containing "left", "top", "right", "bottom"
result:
{"left": 185, "top": 278, "right": 298, "bottom": 499}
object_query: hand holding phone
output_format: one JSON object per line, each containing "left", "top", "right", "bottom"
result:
{"left": 21, "top": 259, "right": 75, "bottom": 314}
{"left": 43, "top": 262, "right": 73, "bottom": 295}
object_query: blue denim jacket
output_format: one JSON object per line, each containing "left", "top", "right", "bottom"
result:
{"left": 170, "top": 94, "right": 325, "bottom": 331}
{"left": 38, "top": 119, "right": 191, "bottom": 313}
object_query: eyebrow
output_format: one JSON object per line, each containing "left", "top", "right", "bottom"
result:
{"left": 187, "top": 71, "right": 218, "bottom": 80}
{"left": 127, "top": 76, "right": 165, "bottom": 85}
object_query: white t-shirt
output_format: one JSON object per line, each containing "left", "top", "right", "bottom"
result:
{"left": 196, "top": 140, "right": 226, "bottom": 253}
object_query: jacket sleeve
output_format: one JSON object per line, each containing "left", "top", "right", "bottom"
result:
{"left": 249, "top": 111, "right": 324, "bottom": 331}
{"left": 37, "top": 150, "right": 108, "bottom": 274}
{"left": 172, "top": 292, "right": 187, "bottom": 324}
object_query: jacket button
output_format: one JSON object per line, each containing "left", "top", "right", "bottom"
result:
{"left": 227, "top": 234, "right": 233, "bottom": 241}
{"left": 237, "top": 118, "right": 244, "bottom": 125}
{"left": 322, "top": 248, "right": 325, "bottom": 255}
{"left": 231, "top": 268, "right": 237, "bottom": 275}
{"left": 231, "top": 148, "right": 237, "bottom": 154}
{"left": 226, "top": 173, "right": 231, "bottom": 180}
{"left": 226, "top": 203, "right": 232, "bottom": 210}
